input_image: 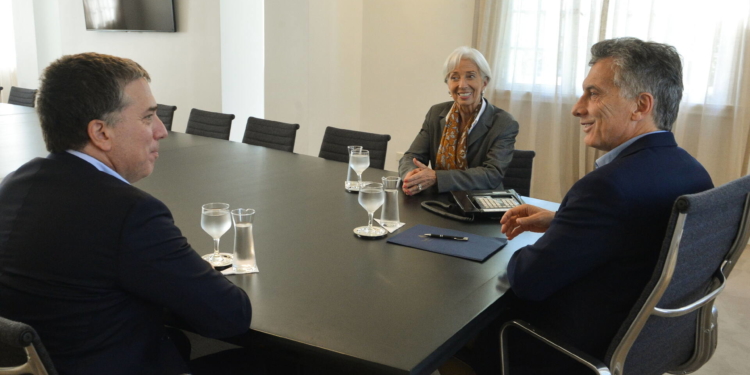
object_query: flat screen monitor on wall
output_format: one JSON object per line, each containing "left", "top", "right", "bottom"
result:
{"left": 83, "top": 0, "right": 176, "bottom": 32}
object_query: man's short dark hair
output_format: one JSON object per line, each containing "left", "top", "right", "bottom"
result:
{"left": 37, "top": 53, "right": 151, "bottom": 153}
{"left": 590, "top": 37, "right": 683, "bottom": 131}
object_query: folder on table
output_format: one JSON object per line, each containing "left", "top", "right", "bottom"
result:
{"left": 387, "top": 224, "right": 507, "bottom": 262}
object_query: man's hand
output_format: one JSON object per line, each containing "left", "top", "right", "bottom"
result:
{"left": 402, "top": 158, "right": 436, "bottom": 195}
{"left": 500, "top": 204, "right": 554, "bottom": 240}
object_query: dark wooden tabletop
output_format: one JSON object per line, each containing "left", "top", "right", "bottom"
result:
{"left": 0, "top": 106, "right": 558, "bottom": 374}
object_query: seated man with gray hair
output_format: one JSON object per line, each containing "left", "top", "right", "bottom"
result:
{"left": 467, "top": 38, "right": 713, "bottom": 374}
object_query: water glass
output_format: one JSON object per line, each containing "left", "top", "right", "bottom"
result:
{"left": 231, "top": 208, "right": 259, "bottom": 274}
{"left": 380, "top": 176, "right": 401, "bottom": 230}
{"left": 345, "top": 145, "right": 363, "bottom": 191}
{"left": 201, "top": 203, "right": 233, "bottom": 267}
{"left": 354, "top": 182, "right": 387, "bottom": 237}
{"left": 349, "top": 149, "right": 370, "bottom": 191}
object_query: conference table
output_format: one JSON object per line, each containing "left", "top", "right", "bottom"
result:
{"left": 0, "top": 103, "right": 558, "bottom": 374}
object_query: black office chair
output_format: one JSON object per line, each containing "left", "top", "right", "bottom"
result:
{"left": 156, "top": 104, "right": 177, "bottom": 131}
{"left": 7, "top": 87, "right": 37, "bottom": 108}
{"left": 186, "top": 108, "right": 235, "bottom": 140}
{"left": 318, "top": 126, "right": 391, "bottom": 169}
{"left": 503, "top": 150, "right": 536, "bottom": 197}
{"left": 242, "top": 117, "right": 300, "bottom": 153}
{"left": 0, "top": 316, "right": 58, "bottom": 375}
{"left": 500, "top": 174, "right": 750, "bottom": 375}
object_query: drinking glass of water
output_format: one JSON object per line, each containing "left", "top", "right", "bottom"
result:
{"left": 354, "top": 182, "right": 387, "bottom": 237}
{"left": 231, "top": 208, "right": 259, "bottom": 274}
{"left": 345, "top": 145, "right": 363, "bottom": 192}
{"left": 201, "top": 202, "right": 233, "bottom": 267}
{"left": 349, "top": 149, "right": 370, "bottom": 190}
{"left": 380, "top": 176, "right": 401, "bottom": 230}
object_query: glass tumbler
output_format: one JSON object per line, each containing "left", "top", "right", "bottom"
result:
{"left": 231, "top": 208, "right": 259, "bottom": 274}
{"left": 345, "top": 145, "right": 363, "bottom": 192}
{"left": 380, "top": 176, "right": 401, "bottom": 230}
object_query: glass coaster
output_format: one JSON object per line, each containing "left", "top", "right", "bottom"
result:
{"left": 353, "top": 225, "right": 388, "bottom": 239}
{"left": 345, "top": 181, "right": 373, "bottom": 193}
{"left": 202, "top": 252, "right": 233, "bottom": 267}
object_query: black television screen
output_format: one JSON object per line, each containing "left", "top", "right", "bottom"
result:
{"left": 83, "top": 0, "right": 176, "bottom": 32}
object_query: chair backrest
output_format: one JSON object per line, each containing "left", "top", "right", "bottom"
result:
{"left": 156, "top": 104, "right": 177, "bottom": 131}
{"left": 504, "top": 150, "right": 536, "bottom": 196}
{"left": 605, "top": 175, "right": 750, "bottom": 375}
{"left": 186, "top": 108, "right": 235, "bottom": 140}
{"left": 242, "top": 117, "right": 300, "bottom": 153}
{"left": 318, "top": 126, "right": 391, "bottom": 169}
{"left": 8, "top": 87, "right": 37, "bottom": 108}
{"left": 0, "top": 316, "right": 58, "bottom": 375}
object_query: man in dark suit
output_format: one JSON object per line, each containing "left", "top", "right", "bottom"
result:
{"left": 490, "top": 38, "right": 714, "bottom": 373}
{"left": 0, "top": 53, "right": 252, "bottom": 374}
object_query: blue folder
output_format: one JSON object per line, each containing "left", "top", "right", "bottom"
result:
{"left": 387, "top": 224, "right": 507, "bottom": 262}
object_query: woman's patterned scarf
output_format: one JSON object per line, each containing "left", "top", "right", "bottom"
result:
{"left": 435, "top": 102, "right": 480, "bottom": 170}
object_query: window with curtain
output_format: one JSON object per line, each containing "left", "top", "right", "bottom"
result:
{"left": 477, "top": 0, "right": 750, "bottom": 202}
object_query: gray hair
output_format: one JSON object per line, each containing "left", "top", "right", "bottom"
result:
{"left": 443, "top": 46, "right": 492, "bottom": 84}
{"left": 589, "top": 37, "right": 683, "bottom": 131}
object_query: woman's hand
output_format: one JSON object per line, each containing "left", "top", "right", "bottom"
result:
{"left": 500, "top": 204, "right": 554, "bottom": 240}
{"left": 402, "top": 159, "right": 437, "bottom": 195}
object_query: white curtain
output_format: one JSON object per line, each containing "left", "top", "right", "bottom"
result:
{"left": 477, "top": 0, "right": 750, "bottom": 202}
{"left": 0, "top": 0, "right": 18, "bottom": 103}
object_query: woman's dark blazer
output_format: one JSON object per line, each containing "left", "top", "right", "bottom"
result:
{"left": 398, "top": 100, "right": 519, "bottom": 192}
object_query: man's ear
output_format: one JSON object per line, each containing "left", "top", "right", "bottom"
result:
{"left": 632, "top": 92, "right": 654, "bottom": 121}
{"left": 87, "top": 119, "right": 113, "bottom": 152}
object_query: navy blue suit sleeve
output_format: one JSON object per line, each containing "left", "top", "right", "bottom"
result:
{"left": 117, "top": 196, "right": 252, "bottom": 338}
{"left": 507, "top": 174, "right": 631, "bottom": 301}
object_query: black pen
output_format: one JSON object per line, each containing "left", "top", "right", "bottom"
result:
{"left": 424, "top": 234, "right": 468, "bottom": 241}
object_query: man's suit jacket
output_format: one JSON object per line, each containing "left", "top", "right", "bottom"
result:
{"left": 398, "top": 100, "right": 519, "bottom": 192}
{"left": 0, "top": 153, "right": 252, "bottom": 375}
{"left": 507, "top": 132, "right": 713, "bottom": 360}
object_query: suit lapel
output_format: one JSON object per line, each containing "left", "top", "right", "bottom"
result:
{"left": 467, "top": 104, "right": 493, "bottom": 148}
{"left": 437, "top": 104, "right": 450, "bottom": 134}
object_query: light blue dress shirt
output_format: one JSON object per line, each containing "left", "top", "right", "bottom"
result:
{"left": 66, "top": 150, "right": 130, "bottom": 185}
{"left": 594, "top": 131, "right": 668, "bottom": 169}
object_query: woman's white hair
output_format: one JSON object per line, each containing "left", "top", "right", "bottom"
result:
{"left": 443, "top": 46, "right": 492, "bottom": 84}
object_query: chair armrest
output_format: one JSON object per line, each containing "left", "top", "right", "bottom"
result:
{"left": 653, "top": 269, "right": 725, "bottom": 317}
{"left": 500, "top": 320, "right": 611, "bottom": 375}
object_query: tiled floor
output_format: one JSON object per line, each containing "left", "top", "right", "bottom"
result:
{"left": 691, "top": 246, "right": 750, "bottom": 375}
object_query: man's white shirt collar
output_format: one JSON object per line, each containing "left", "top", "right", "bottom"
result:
{"left": 66, "top": 150, "right": 130, "bottom": 185}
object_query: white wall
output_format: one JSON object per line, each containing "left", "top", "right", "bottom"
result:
{"left": 265, "top": 0, "right": 475, "bottom": 170}
{"left": 11, "top": 0, "right": 39, "bottom": 88}
{"left": 14, "top": 0, "right": 232, "bottom": 134}
{"left": 32, "top": 0, "right": 61, "bottom": 76}
{"left": 221, "top": 0, "right": 264, "bottom": 142}
{"left": 264, "top": 0, "right": 310, "bottom": 153}
{"left": 265, "top": 0, "right": 363, "bottom": 156}
{"left": 15, "top": 0, "right": 266, "bottom": 137}
{"left": 360, "top": 0, "right": 475, "bottom": 171}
